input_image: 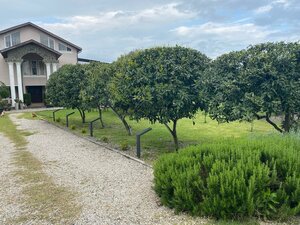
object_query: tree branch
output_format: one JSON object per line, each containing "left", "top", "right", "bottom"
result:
{"left": 266, "top": 114, "right": 283, "bottom": 133}
{"left": 164, "top": 123, "right": 173, "bottom": 134}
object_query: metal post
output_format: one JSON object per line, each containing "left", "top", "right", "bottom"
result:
{"left": 53, "top": 109, "right": 61, "bottom": 122}
{"left": 89, "top": 117, "right": 101, "bottom": 137}
{"left": 137, "top": 136, "right": 141, "bottom": 158}
{"left": 90, "top": 123, "right": 93, "bottom": 137}
{"left": 136, "top": 128, "right": 152, "bottom": 158}
{"left": 66, "top": 112, "right": 75, "bottom": 127}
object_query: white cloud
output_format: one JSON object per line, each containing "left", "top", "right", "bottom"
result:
{"left": 40, "top": 3, "right": 195, "bottom": 33}
{"left": 255, "top": 0, "right": 291, "bottom": 14}
{"left": 171, "top": 22, "right": 278, "bottom": 58}
{"left": 172, "top": 22, "right": 274, "bottom": 41}
{"left": 255, "top": 5, "right": 273, "bottom": 14}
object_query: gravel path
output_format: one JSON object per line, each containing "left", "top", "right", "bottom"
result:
{"left": 9, "top": 114, "right": 207, "bottom": 225}
{"left": 0, "top": 134, "right": 24, "bottom": 224}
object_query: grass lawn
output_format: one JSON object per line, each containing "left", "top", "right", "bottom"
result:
{"left": 33, "top": 108, "right": 276, "bottom": 162}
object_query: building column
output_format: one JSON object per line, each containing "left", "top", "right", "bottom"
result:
{"left": 46, "top": 63, "right": 51, "bottom": 80}
{"left": 8, "top": 62, "right": 16, "bottom": 107}
{"left": 52, "top": 63, "right": 58, "bottom": 73}
{"left": 16, "top": 62, "right": 24, "bottom": 102}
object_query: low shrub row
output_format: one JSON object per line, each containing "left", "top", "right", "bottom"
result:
{"left": 154, "top": 133, "right": 300, "bottom": 220}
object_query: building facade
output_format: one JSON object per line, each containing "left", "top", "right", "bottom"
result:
{"left": 0, "top": 22, "right": 82, "bottom": 107}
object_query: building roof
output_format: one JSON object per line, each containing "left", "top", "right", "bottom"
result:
{"left": 0, "top": 39, "right": 62, "bottom": 58}
{"left": 0, "top": 22, "right": 82, "bottom": 52}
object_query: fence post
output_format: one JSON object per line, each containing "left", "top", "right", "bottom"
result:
{"left": 136, "top": 128, "right": 152, "bottom": 158}
{"left": 66, "top": 112, "right": 75, "bottom": 127}
{"left": 53, "top": 109, "right": 62, "bottom": 122}
{"left": 89, "top": 117, "right": 101, "bottom": 137}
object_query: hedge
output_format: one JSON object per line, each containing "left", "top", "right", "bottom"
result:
{"left": 154, "top": 133, "right": 300, "bottom": 220}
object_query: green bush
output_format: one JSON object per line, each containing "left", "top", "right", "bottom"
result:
{"left": 71, "top": 125, "right": 76, "bottom": 130}
{"left": 120, "top": 141, "right": 130, "bottom": 151}
{"left": 154, "top": 134, "right": 300, "bottom": 220}
{"left": 0, "top": 99, "right": 9, "bottom": 111}
{"left": 23, "top": 93, "right": 32, "bottom": 106}
{"left": 81, "top": 129, "right": 87, "bottom": 134}
{"left": 101, "top": 136, "right": 109, "bottom": 143}
{"left": 0, "top": 82, "right": 9, "bottom": 99}
{"left": 56, "top": 117, "right": 61, "bottom": 123}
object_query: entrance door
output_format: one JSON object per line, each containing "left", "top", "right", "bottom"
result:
{"left": 26, "top": 86, "right": 44, "bottom": 103}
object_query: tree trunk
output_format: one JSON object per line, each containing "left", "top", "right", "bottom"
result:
{"left": 97, "top": 105, "right": 105, "bottom": 128}
{"left": 110, "top": 106, "right": 132, "bottom": 136}
{"left": 77, "top": 108, "right": 86, "bottom": 123}
{"left": 250, "top": 121, "right": 254, "bottom": 132}
{"left": 282, "top": 111, "right": 291, "bottom": 133}
{"left": 164, "top": 119, "right": 179, "bottom": 151}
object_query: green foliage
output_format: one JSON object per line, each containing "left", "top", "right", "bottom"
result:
{"left": 0, "top": 99, "right": 9, "bottom": 111}
{"left": 120, "top": 141, "right": 129, "bottom": 151}
{"left": 81, "top": 62, "right": 131, "bottom": 134}
{"left": 56, "top": 117, "right": 61, "bottom": 123}
{"left": 81, "top": 128, "right": 87, "bottom": 134}
{"left": 112, "top": 46, "right": 210, "bottom": 149}
{"left": 101, "top": 136, "right": 109, "bottom": 143}
{"left": 23, "top": 93, "right": 32, "bottom": 106}
{"left": 81, "top": 62, "right": 111, "bottom": 109}
{"left": 0, "top": 82, "right": 9, "bottom": 99}
{"left": 70, "top": 125, "right": 76, "bottom": 130}
{"left": 154, "top": 134, "right": 300, "bottom": 220}
{"left": 46, "top": 64, "right": 88, "bottom": 123}
{"left": 207, "top": 42, "right": 300, "bottom": 133}
{"left": 0, "top": 82, "right": 10, "bottom": 111}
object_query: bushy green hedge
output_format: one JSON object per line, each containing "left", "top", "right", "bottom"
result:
{"left": 154, "top": 134, "right": 300, "bottom": 220}
{"left": 23, "top": 93, "right": 31, "bottom": 106}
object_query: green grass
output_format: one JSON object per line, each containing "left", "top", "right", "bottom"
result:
{"left": 0, "top": 114, "right": 28, "bottom": 147}
{"left": 34, "top": 108, "right": 276, "bottom": 162}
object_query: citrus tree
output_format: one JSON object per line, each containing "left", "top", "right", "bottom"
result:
{"left": 112, "top": 46, "right": 210, "bottom": 149}
{"left": 81, "top": 62, "right": 111, "bottom": 128}
{"left": 208, "top": 42, "right": 300, "bottom": 132}
{"left": 46, "top": 64, "right": 89, "bottom": 123}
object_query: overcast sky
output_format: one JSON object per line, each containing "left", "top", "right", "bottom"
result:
{"left": 0, "top": 0, "right": 299, "bottom": 62}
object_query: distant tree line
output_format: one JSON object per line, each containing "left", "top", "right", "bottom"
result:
{"left": 46, "top": 42, "right": 300, "bottom": 150}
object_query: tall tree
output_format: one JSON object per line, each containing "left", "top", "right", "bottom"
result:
{"left": 83, "top": 62, "right": 133, "bottom": 135}
{"left": 81, "top": 62, "right": 111, "bottom": 128}
{"left": 208, "top": 42, "right": 300, "bottom": 132}
{"left": 46, "top": 64, "right": 88, "bottom": 123}
{"left": 112, "top": 46, "right": 210, "bottom": 149}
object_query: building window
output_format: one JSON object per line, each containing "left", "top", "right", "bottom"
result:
{"left": 40, "top": 34, "right": 54, "bottom": 49}
{"left": 58, "top": 43, "right": 71, "bottom": 52}
{"left": 32, "top": 61, "right": 37, "bottom": 75}
{"left": 4, "top": 32, "right": 20, "bottom": 48}
{"left": 22, "top": 60, "right": 46, "bottom": 75}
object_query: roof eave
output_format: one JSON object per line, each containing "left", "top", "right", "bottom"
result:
{"left": 0, "top": 22, "right": 82, "bottom": 52}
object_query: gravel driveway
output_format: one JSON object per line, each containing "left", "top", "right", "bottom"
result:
{"left": 0, "top": 135, "right": 24, "bottom": 224}
{"left": 4, "top": 114, "right": 207, "bottom": 225}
